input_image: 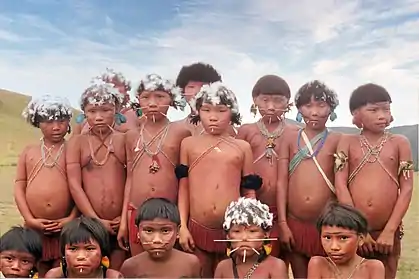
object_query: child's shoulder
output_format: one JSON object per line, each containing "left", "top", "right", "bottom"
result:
{"left": 264, "top": 255, "right": 287, "bottom": 268}
{"left": 106, "top": 268, "right": 123, "bottom": 278}
{"left": 308, "top": 255, "right": 329, "bottom": 267}
{"left": 216, "top": 257, "right": 233, "bottom": 269}
{"left": 237, "top": 122, "right": 257, "bottom": 132}
{"left": 44, "top": 267, "right": 63, "bottom": 278}
{"left": 364, "top": 258, "right": 384, "bottom": 269}
{"left": 174, "top": 248, "right": 200, "bottom": 263}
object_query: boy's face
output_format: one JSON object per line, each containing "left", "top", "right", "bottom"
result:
{"left": 39, "top": 119, "right": 69, "bottom": 143}
{"left": 184, "top": 81, "right": 205, "bottom": 102}
{"left": 137, "top": 218, "right": 178, "bottom": 260}
{"left": 357, "top": 101, "right": 391, "bottom": 133}
{"left": 199, "top": 103, "right": 232, "bottom": 135}
{"left": 84, "top": 102, "right": 116, "bottom": 132}
{"left": 228, "top": 224, "right": 268, "bottom": 258}
{"left": 321, "top": 225, "right": 363, "bottom": 265}
{"left": 0, "top": 250, "right": 36, "bottom": 278}
{"left": 254, "top": 94, "right": 289, "bottom": 121}
{"left": 137, "top": 90, "right": 171, "bottom": 122}
{"left": 299, "top": 96, "right": 331, "bottom": 130}
{"left": 64, "top": 239, "right": 102, "bottom": 276}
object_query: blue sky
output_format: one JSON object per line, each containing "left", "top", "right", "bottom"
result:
{"left": 0, "top": 0, "right": 418, "bottom": 126}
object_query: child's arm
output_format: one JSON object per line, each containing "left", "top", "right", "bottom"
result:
{"left": 378, "top": 135, "right": 414, "bottom": 254}
{"left": 66, "top": 136, "right": 99, "bottom": 218}
{"left": 177, "top": 138, "right": 195, "bottom": 252}
{"left": 270, "top": 258, "right": 289, "bottom": 279}
{"left": 118, "top": 133, "right": 132, "bottom": 251}
{"left": 307, "top": 256, "right": 324, "bottom": 279}
{"left": 14, "top": 147, "right": 34, "bottom": 222}
{"left": 334, "top": 135, "right": 354, "bottom": 206}
{"left": 276, "top": 136, "right": 294, "bottom": 251}
{"left": 241, "top": 142, "right": 259, "bottom": 198}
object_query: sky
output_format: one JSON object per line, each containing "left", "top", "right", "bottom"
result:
{"left": 0, "top": 0, "right": 418, "bottom": 127}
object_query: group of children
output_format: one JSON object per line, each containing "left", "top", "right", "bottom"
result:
{"left": 0, "top": 63, "right": 414, "bottom": 278}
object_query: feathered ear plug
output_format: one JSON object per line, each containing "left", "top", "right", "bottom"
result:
{"left": 115, "top": 112, "right": 127, "bottom": 125}
{"left": 250, "top": 103, "right": 258, "bottom": 117}
{"left": 101, "top": 256, "right": 110, "bottom": 268}
{"left": 330, "top": 111, "right": 337, "bottom": 122}
{"left": 296, "top": 112, "right": 303, "bottom": 123}
{"left": 75, "top": 114, "right": 86, "bottom": 124}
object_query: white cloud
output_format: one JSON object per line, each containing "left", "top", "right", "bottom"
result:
{"left": 0, "top": 0, "right": 417, "bottom": 128}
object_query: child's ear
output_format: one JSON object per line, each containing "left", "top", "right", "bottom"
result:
{"left": 358, "top": 234, "right": 365, "bottom": 247}
{"left": 176, "top": 225, "right": 181, "bottom": 239}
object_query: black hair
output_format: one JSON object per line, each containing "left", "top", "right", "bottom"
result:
{"left": 349, "top": 83, "right": 392, "bottom": 113}
{"left": 59, "top": 216, "right": 110, "bottom": 258}
{"left": 0, "top": 226, "right": 43, "bottom": 261}
{"left": 175, "top": 62, "right": 222, "bottom": 90}
{"left": 295, "top": 80, "right": 339, "bottom": 110}
{"left": 316, "top": 203, "right": 368, "bottom": 235}
{"left": 135, "top": 198, "right": 181, "bottom": 226}
{"left": 252, "top": 75, "right": 291, "bottom": 98}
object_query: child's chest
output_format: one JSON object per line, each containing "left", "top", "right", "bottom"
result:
{"left": 189, "top": 140, "right": 243, "bottom": 167}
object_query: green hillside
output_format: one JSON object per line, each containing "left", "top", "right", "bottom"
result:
{"left": 1, "top": 89, "right": 418, "bottom": 169}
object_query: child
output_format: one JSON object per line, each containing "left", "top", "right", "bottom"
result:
{"left": 214, "top": 197, "right": 288, "bottom": 278}
{"left": 334, "top": 83, "right": 414, "bottom": 278}
{"left": 45, "top": 216, "right": 122, "bottom": 278}
{"left": 276, "top": 80, "right": 341, "bottom": 278}
{"left": 237, "top": 74, "right": 297, "bottom": 258}
{"left": 177, "top": 82, "right": 262, "bottom": 277}
{"left": 15, "top": 95, "right": 78, "bottom": 276}
{"left": 120, "top": 198, "right": 201, "bottom": 278}
{"left": 117, "top": 74, "right": 190, "bottom": 256}
{"left": 73, "top": 68, "right": 137, "bottom": 134}
{"left": 175, "top": 62, "right": 236, "bottom": 136}
{"left": 0, "top": 226, "right": 42, "bottom": 278}
{"left": 307, "top": 203, "right": 385, "bottom": 279}
{"left": 66, "top": 82, "right": 128, "bottom": 269}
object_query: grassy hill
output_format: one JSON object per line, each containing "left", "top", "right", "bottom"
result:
{"left": 1, "top": 89, "right": 418, "bottom": 169}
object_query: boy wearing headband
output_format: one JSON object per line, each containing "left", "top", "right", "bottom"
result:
{"left": 214, "top": 197, "right": 288, "bottom": 278}
{"left": 15, "top": 95, "right": 78, "bottom": 276}
{"left": 277, "top": 80, "right": 341, "bottom": 278}
{"left": 66, "top": 82, "right": 128, "bottom": 270}
{"left": 118, "top": 74, "right": 190, "bottom": 256}
{"left": 176, "top": 82, "right": 262, "bottom": 277}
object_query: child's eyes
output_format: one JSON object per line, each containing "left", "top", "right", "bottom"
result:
{"left": 340, "top": 236, "right": 349, "bottom": 240}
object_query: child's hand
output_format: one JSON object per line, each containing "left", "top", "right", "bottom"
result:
{"left": 278, "top": 222, "right": 295, "bottom": 252}
{"left": 117, "top": 222, "right": 129, "bottom": 251}
{"left": 100, "top": 219, "right": 117, "bottom": 235}
{"left": 375, "top": 230, "right": 394, "bottom": 255}
{"left": 359, "top": 233, "right": 376, "bottom": 256}
{"left": 179, "top": 226, "right": 195, "bottom": 253}
{"left": 110, "top": 216, "right": 121, "bottom": 234}
{"left": 26, "top": 218, "right": 57, "bottom": 232}
{"left": 46, "top": 216, "right": 75, "bottom": 233}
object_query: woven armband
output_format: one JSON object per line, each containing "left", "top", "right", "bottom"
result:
{"left": 175, "top": 164, "right": 189, "bottom": 179}
{"left": 240, "top": 174, "right": 263, "bottom": 190}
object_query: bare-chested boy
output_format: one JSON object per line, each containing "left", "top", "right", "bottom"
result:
{"left": 117, "top": 74, "right": 190, "bottom": 257}
{"left": 66, "top": 82, "right": 128, "bottom": 270}
{"left": 14, "top": 95, "right": 78, "bottom": 276}
{"left": 277, "top": 80, "right": 341, "bottom": 278}
{"left": 175, "top": 62, "right": 236, "bottom": 136}
{"left": 334, "top": 83, "right": 414, "bottom": 279}
{"left": 120, "top": 198, "right": 201, "bottom": 278}
{"left": 237, "top": 75, "right": 296, "bottom": 258}
{"left": 308, "top": 203, "right": 385, "bottom": 279}
{"left": 73, "top": 68, "right": 137, "bottom": 134}
{"left": 177, "top": 82, "right": 262, "bottom": 277}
